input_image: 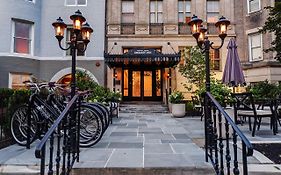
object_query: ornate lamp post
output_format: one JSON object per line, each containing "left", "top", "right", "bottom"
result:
{"left": 52, "top": 10, "right": 93, "bottom": 97}
{"left": 188, "top": 15, "right": 230, "bottom": 93}
{"left": 188, "top": 15, "right": 230, "bottom": 162}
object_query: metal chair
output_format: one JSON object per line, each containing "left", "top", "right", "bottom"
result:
{"left": 232, "top": 92, "right": 278, "bottom": 137}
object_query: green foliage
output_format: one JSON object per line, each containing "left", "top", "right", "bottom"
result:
{"left": 0, "top": 88, "right": 14, "bottom": 108}
{"left": 197, "top": 79, "right": 231, "bottom": 105}
{"left": 169, "top": 91, "right": 184, "bottom": 104}
{"left": 246, "top": 80, "right": 280, "bottom": 99}
{"left": 260, "top": 2, "right": 281, "bottom": 61}
{"left": 178, "top": 46, "right": 207, "bottom": 91}
{"left": 76, "top": 70, "right": 122, "bottom": 103}
{"left": 185, "top": 101, "right": 194, "bottom": 111}
{"left": 0, "top": 89, "right": 30, "bottom": 131}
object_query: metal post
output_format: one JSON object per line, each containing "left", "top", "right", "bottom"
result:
{"left": 71, "top": 39, "right": 77, "bottom": 98}
{"left": 204, "top": 38, "right": 211, "bottom": 93}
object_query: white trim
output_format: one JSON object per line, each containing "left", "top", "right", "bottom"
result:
{"left": 0, "top": 53, "right": 104, "bottom": 61}
{"left": 247, "top": 0, "right": 261, "bottom": 14}
{"left": 50, "top": 67, "right": 99, "bottom": 84}
{"left": 248, "top": 32, "right": 263, "bottom": 62}
{"left": 8, "top": 73, "right": 12, "bottom": 89}
{"left": 65, "top": 0, "right": 87, "bottom": 6}
{"left": 11, "top": 20, "right": 34, "bottom": 56}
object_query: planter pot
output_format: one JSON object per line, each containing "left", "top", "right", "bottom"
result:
{"left": 171, "top": 103, "right": 185, "bottom": 117}
{"left": 168, "top": 102, "right": 172, "bottom": 112}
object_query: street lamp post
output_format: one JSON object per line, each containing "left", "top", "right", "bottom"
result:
{"left": 52, "top": 10, "right": 93, "bottom": 98}
{"left": 51, "top": 10, "right": 93, "bottom": 159}
{"left": 188, "top": 15, "right": 230, "bottom": 162}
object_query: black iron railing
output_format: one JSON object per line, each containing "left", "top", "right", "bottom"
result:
{"left": 121, "top": 23, "right": 135, "bottom": 35}
{"left": 35, "top": 95, "right": 81, "bottom": 175}
{"left": 204, "top": 92, "right": 253, "bottom": 175}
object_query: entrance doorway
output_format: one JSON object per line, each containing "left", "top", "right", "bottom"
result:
{"left": 123, "top": 69, "right": 162, "bottom": 101}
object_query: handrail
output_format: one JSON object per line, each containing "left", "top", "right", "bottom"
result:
{"left": 35, "top": 94, "right": 78, "bottom": 158}
{"left": 205, "top": 92, "right": 254, "bottom": 175}
{"left": 206, "top": 92, "right": 253, "bottom": 155}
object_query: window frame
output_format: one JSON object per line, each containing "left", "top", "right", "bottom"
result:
{"left": 11, "top": 19, "right": 34, "bottom": 55}
{"left": 247, "top": 0, "right": 261, "bottom": 14}
{"left": 150, "top": 0, "right": 163, "bottom": 23}
{"left": 65, "top": 0, "right": 87, "bottom": 6}
{"left": 248, "top": 32, "right": 263, "bottom": 62}
{"left": 121, "top": 0, "right": 135, "bottom": 23}
{"left": 9, "top": 72, "right": 32, "bottom": 89}
{"left": 209, "top": 48, "right": 221, "bottom": 71}
{"left": 178, "top": 0, "right": 191, "bottom": 23}
{"left": 206, "top": 0, "right": 220, "bottom": 23}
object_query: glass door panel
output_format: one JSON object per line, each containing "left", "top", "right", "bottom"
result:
{"left": 123, "top": 69, "right": 129, "bottom": 96}
{"left": 132, "top": 71, "right": 141, "bottom": 97}
{"left": 156, "top": 69, "right": 161, "bottom": 96}
{"left": 144, "top": 71, "right": 152, "bottom": 97}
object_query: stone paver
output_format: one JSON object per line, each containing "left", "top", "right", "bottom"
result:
{"left": 3, "top": 104, "right": 281, "bottom": 174}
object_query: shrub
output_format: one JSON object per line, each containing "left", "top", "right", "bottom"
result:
{"left": 169, "top": 91, "right": 184, "bottom": 104}
{"left": 246, "top": 80, "right": 280, "bottom": 99}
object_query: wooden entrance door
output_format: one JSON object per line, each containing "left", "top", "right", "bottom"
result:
{"left": 122, "top": 69, "right": 162, "bottom": 101}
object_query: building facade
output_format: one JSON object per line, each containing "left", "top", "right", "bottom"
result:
{"left": 237, "top": 0, "right": 281, "bottom": 84}
{"left": 0, "top": 0, "right": 106, "bottom": 88}
{"left": 105, "top": 0, "right": 236, "bottom": 102}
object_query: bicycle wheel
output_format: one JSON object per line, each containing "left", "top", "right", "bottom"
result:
{"left": 90, "top": 102, "right": 110, "bottom": 129}
{"left": 10, "top": 105, "right": 38, "bottom": 146}
{"left": 79, "top": 104, "right": 104, "bottom": 147}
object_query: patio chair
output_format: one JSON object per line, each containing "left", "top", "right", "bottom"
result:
{"left": 191, "top": 95, "right": 204, "bottom": 121}
{"left": 231, "top": 92, "right": 278, "bottom": 137}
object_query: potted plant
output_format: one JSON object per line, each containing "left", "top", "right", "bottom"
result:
{"left": 169, "top": 91, "right": 185, "bottom": 117}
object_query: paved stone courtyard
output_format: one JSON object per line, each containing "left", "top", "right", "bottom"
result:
{"left": 1, "top": 104, "right": 281, "bottom": 174}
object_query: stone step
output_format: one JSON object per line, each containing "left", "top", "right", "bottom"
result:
{"left": 71, "top": 167, "right": 215, "bottom": 175}
{"left": 120, "top": 103, "right": 169, "bottom": 113}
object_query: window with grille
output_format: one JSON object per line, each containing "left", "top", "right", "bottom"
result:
{"left": 150, "top": 0, "right": 163, "bottom": 23}
{"left": 66, "top": 28, "right": 85, "bottom": 56}
{"left": 122, "top": 1, "right": 134, "bottom": 23}
{"left": 13, "top": 20, "right": 33, "bottom": 54}
{"left": 248, "top": 33, "right": 262, "bottom": 62}
{"left": 210, "top": 49, "right": 220, "bottom": 70}
{"left": 66, "top": 0, "right": 87, "bottom": 6}
{"left": 207, "top": 0, "right": 220, "bottom": 23}
{"left": 247, "top": 0, "right": 260, "bottom": 13}
{"left": 178, "top": 0, "right": 191, "bottom": 23}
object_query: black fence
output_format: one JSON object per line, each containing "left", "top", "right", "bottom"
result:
{"left": 204, "top": 92, "right": 253, "bottom": 175}
{"left": 35, "top": 95, "right": 81, "bottom": 175}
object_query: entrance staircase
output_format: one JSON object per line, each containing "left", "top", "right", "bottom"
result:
{"left": 120, "top": 102, "right": 169, "bottom": 114}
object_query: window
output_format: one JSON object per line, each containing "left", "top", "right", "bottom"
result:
{"left": 178, "top": 46, "right": 191, "bottom": 65}
{"left": 122, "top": 1, "right": 134, "bottom": 23}
{"left": 207, "top": 0, "right": 220, "bottom": 23}
{"left": 210, "top": 49, "right": 220, "bottom": 70}
{"left": 65, "top": 0, "right": 87, "bottom": 6}
{"left": 66, "top": 28, "right": 85, "bottom": 56}
{"left": 247, "top": 0, "right": 260, "bottom": 13}
{"left": 13, "top": 20, "right": 33, "bottom": 54}
{"left": 178, "top": 0, "right": 191, "bottom": 23}
{"left": 248, "top": 33, "right": 262, "bottom": 62}
{"left": 150, "top": 0, "right": 163, "bottom": 23}
{"left": 10, "top": 73, "right": 31, "bottom": 89}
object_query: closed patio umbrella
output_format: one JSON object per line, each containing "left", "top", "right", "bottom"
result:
{"left": 222, "top": 38, "right": 246, "bottom": 92}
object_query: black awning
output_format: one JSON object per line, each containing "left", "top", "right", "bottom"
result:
{"left": 104, "top": 48, "right": 181, "bottom": 68}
